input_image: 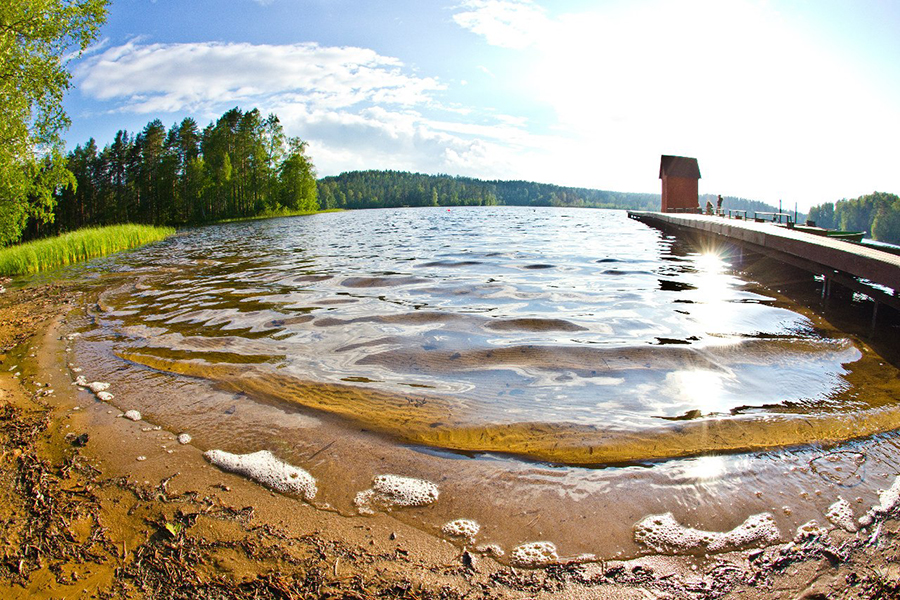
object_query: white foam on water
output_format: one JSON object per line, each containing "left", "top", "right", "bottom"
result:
{"left": 826, "top": 498, "right": 857, "bottom": 532}
{"left": 794, "top": 520, "right": 828, "bottom": 542}
{"left": 96, "top": 391, "right": 114, "bottom": 402}
{"left": 123, "top": 410, "right": 142, "bottom": 421}
{"left": 354, "top": 474, "right": 439, "bottom": 513}
{"left": 633, "top": 512, "right": 781, "bottom": 553}
{"left": 87, "top": 381, "right": 110, "bottom": 393}
{"left": 442, "top": 519, "right": 480, "bottom": 541}
{"left": 204, "top": 449, "right": 317, "bottom": 500}
{"left": 475, "top": 544, "right": 505, "bottom": 557}
{"left": 353, "top": 489, "right": 377, "bottom": 515}
{"left": 859, "top": 475, "right": 900, "bottom": 527}
{"left": 510, "top": 541, "right": 559, "bottom": 567}
{"left": 73, "top": 376, "right": 112, "bottom": 397}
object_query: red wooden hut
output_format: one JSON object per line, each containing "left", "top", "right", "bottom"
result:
{"left": 659, "top": 155, "right": 700, "bottom": 212}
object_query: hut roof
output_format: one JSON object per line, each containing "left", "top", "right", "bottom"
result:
{"left": 659, "top": 155, "right": 701, "bottom": 179}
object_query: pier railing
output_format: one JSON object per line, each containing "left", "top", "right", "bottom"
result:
{"left": 666, "top": 207, "right": 794, "bottom": 224}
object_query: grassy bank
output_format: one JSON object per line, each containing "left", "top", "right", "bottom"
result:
{"left": 0, "top": 224, "right": 175, "bottom": 276}
{"left": 213, "top": 206, "right": 343, "bottom": 225}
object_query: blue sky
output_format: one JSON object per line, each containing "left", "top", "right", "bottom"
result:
{"left": 63, "top": 0, "right": 900, "bottom": 210}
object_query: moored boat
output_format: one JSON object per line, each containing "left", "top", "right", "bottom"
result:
{"left": 783, "top": 223, "right": 865, "bottom": 243}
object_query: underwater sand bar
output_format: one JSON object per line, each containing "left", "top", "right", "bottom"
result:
{"left": 628, "top": 211, "right": 900, "bottom": 310}
{"left": 118, "top": 350, "right": 900, "bottom": 465}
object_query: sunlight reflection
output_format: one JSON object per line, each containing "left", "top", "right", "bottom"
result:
{"left": 682, "top": 455, "right": 728, "bottom": 481}
{"left": 694, "top": 251, "right": 726, "bottom": 273}
{"left": 692, "top": 250, "right": 734, "bottom": 331}
{"left": 665, "top": 369, "right": 726, "bottom": 414}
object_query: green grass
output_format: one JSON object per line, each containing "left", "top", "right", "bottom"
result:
{"left": 0, "top": 224, "right": 176, "bottom": 276}
{"left": 213, "top": 207, "right": 343, "bottom": 225}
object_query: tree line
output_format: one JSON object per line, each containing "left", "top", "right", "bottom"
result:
{"left": 808, "top": 192, "right": 900, "bottom": 244}
{"left": 317, "top": 170, "right": 664, "bottom": 210}
{"left": 35, "top": 151, "right": 797, "bottom": 241}
{"left": 317, "top": 171, "right": 794, "bottom": 215}
{"left": 25, "top": 107, "right": 318, "bottom": 239}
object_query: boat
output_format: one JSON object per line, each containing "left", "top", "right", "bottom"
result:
{"left": 859, "top": 239, "right": 900, "bottom": 256}
{"left": 783, "top": 223, "right": 865, "bottom": 243}
{"left": 825, "top": 231, "right": 865, "bottom": 243}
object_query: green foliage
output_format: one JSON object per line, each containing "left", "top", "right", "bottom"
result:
{"left": 43, "top": 107, "right": 319, "bottom": 236}
{"left": 0, "top": 0, "right": 109, "bottom": 246}
{"left": 0, "top": 224, "right": 174, "bottom": 276}
{"left": 278, "top": 138, "right": 318, "bottom": 213}
{"left": 163, "top": 521, "right": 182, "bottom": 538}
{"left": 808, "top": 192, "right": 900, "bottom": 244}
{"left": 214, "top": 205, "right": 329, "bottom": 225}
{"left": 317, "top": 170, "right": 660, "bottom": 210}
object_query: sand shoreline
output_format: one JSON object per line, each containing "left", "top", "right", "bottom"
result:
{"left": 0, "top": 281, "right": 898, "bottom": 599}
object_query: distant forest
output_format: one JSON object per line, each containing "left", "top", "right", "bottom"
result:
{"left": 317, "top": 170, "right": 782, "bottom": 216}
{"left": 28, "top": 107, "right": 793, "bottom": 242}
{"left": 808, "top": 192, "right": 900, "bottom": 244}
{"left": 317, "top": 170, "right": 660, "bottom": 210}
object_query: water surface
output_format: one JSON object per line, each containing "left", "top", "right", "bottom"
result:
{"left": 68, "top": 207, "right": 900, "bottom": 559}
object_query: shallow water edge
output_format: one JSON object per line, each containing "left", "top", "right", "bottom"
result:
{"left": 56, "top": 207, "right": 900, "bottom": 562}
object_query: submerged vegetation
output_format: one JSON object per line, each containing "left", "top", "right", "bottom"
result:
{"left": 0, "top": 224, "right": 174, "bottom": 276}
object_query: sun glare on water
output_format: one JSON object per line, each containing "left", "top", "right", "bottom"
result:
{"left": 682, "top": 455, "right": 728, "bottom": 481}
{"left": 691, "top": 250, "right": 741, "bottom": 335}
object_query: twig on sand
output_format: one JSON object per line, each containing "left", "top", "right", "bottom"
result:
{"left": 308, "top": 440, "right": 335, "bottom": 461}
{"left": 868, "top": 522, "right": 883, "bottom": 547}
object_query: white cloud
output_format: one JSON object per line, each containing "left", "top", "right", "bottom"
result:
{"left": 73, "top": 40, "right": 529, "bottom": 180}
{"left": 269, "top": 101, "right": 523, "bottom": 178}
{"left": 75, "top": 41, "right": 442, "bottom": 115}
{"left": 452, "top": 0, "right": 548, "bottom": 50}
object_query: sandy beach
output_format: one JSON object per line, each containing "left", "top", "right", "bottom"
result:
{"left": 0, "top": 281, "right": 898, "bottom": 599}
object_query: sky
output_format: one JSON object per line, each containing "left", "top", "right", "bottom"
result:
{"left": 63, "top": 0, "right": 900, "bottom": 211}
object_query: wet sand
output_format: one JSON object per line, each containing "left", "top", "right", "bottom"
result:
{"left": 1, "top": 281, "right": 899, "bottom": 599}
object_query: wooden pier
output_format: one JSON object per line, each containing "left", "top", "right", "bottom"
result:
{"left": 627, "top": 211, "right": 900, "bottom": 317}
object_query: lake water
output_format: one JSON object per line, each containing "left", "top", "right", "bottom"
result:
{"left": 68, "top": 206, "right": 900, "bottom": 560}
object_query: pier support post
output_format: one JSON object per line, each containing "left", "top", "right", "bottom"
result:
{"left": 871, "top": 301, "right": 880, "bottom": 337}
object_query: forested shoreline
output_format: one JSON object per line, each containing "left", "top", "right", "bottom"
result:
{"left": 11, "top": 104, "right": 853, "bottom": 245}
{"left": 25, "top": 107, "right": 318, "bottom": 240}
{"left": 317, "top": 170, "right": 662, "bottom": 210}
{"left": 316, "top": 171, "right": 779, "bottom": 216}
{"left": 808, "top": 192, "right": 900, "bottom": 244}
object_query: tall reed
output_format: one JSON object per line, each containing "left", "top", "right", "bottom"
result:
{"left": 0, "top": 224, "right": 175, "bottom": 276}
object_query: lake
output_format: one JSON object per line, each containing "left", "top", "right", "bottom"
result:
{"left": 68, "top": 206, "right": 900, "bottom": 559}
